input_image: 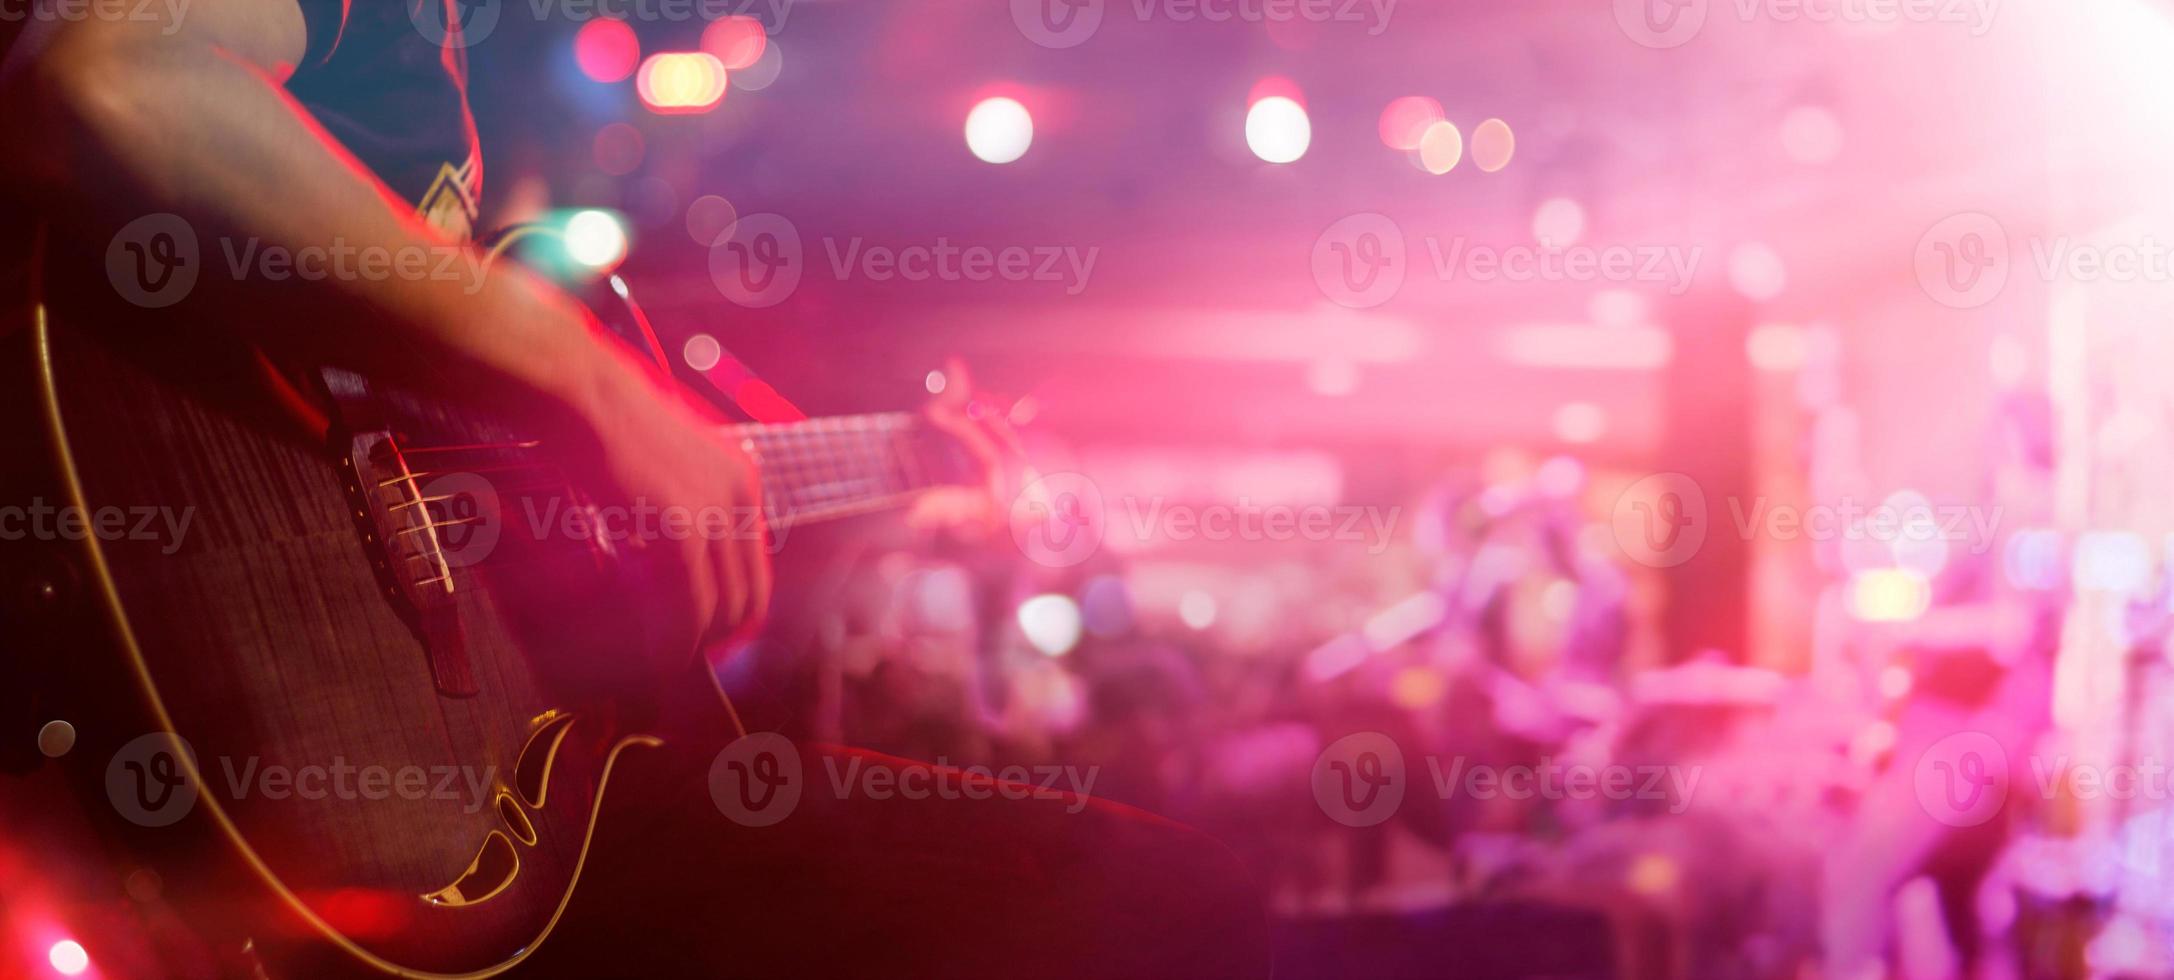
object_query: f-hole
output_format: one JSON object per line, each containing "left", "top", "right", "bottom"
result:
{"left": 515, "top": 714, "right": 576, "bottom": 809}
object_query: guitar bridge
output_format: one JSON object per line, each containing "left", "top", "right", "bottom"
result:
{"left": 341, "top": 430, "right": 480, "bottom": 698}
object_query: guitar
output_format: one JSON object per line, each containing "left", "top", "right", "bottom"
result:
{"left": 0, "top": 235, "right": 983, "bottom": 977}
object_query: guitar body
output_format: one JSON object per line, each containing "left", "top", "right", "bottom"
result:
{"left": 5, "top": 259, "right": 741, "bottom": 976}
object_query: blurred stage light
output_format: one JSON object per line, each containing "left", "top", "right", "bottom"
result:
{"left": 1990, "top": 336, "right": 2029, "bottom": 387}
{"left": 2004, "top": 529, "right": 2064, "bottom": 591}
{"left": 1745, "top": 323, "right": 1808, "bottom": 372}
{"left": 48, "top": 940, "right": 88, "bottom": 977}
{"left": 1390, "top": 666, "right": 1448, "bottom": 709}
{"left": 1471, "top": 118, "right": 1515, "bottom": 172}
{"left": 574, "top": 18, "right": 639, "bottom": 83}
{"left": 1417, "top": 120, "right": 1462, "bottom": 174}
{"left": 1080, "top": 575, "right": 1133, "bottom": 637}
{"left": 1496, "top": 323, "right": 1673, "bottom": 371}
{"left": 1728, "top": 243, "right": 1788, "bottom": 301}
{"left": 1378, "top": 96, "right": 1444, "bottom": 151}
{"left": 592, "top": 122, "right": 645, "bottom": 175}
{"left": 2076, "top": 531, "right": 2151, "bottom": 593}
{"left": 1879, "top": 664, "right": 1914, "bottom": 700}
{"left": 1848, "top": 569, "right": 1931, "bottom": 622}
{"left": 1362, "top": 592, "right": 1447, "bottom": 650}
{"left": 1017, "top": 594, "right": 1083, "bottom": 656}
{"left": 1245, "top": 96, "right": 1311, "bottom": 164}
{"left": 637, "top": 52, "right": 728, "bottom": 114}
{"left": 1552, "top": 402, "right": 1607, "bottom": 443}
{"left": 701, "top": 15, "right": 768, "bottom": 70}
{"left": 684, "top": 194, "right": 738, "bottom": 245}
{"left": 1532, "top": 197, "right": 1585, "bottom": 245}
{"left": 965, "top": 97, "right": 1034, "bottom": 165}
{"left": 732, "top": 38, "right": 783, "bottom": 91}
{"left": 1588, "top": 289, "right": 1648, "bottom": 328}
{"left": 683, "top": 333, "right": 723, "bottom": 372}
{"left": 1178, "top": 591, "right": 1218, "bottom": 630}
{"left": 1306, "top": 357, "right": 1358, "bottom": 396}
{"left": 1780, "top": 105, "right": 1844, "bottom": 165}
{"left": 924, "top": 369, "right": 947, "bottom": 394}
{"left": 564, "top": 209, "right": 628, "bottom": 270}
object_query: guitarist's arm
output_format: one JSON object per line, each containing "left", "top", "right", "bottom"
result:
{"left": 0, "top": 1, "right": 770, "bottom": 662}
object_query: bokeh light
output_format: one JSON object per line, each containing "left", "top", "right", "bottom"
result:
{"left": 592, "top": 122, "right": 645, "bottom": 176}
{"left": 48, "top": 940, "right": 88, "bottom": 977}
{"left": 732, "top": 38, "right": 783, "bottom": 91}
{"left": 701, "top": 15, "right": 768, "bottom": 70}
{"left": 1018, "top": 594, "right": 1084, "bottom": 656}
{"left": 1245, "top": 96, "right": 1311, "bottom": 164}
{"left": 684, "top": 194, "right": 738, "bottom": 245}
{"left": 565, "top": 209, "right": 628, "bottom": 269}
{"left": 1848, "top": 569, "right": 1931, "bottom": 622}
{"left": 573, "top": 18, "right": 639, "bottom": 83}
{"left": 683, "top": 333, "right": 722, "bottom": 372}
{"left": 1728, "top": 242, "right": 1788, "bottom": 301}
{"left": 1470, "top": 118, "right": 1515, "bottom": 172}
{"left": 1378, "top": 95, "right": 1444, "bottom": 151}
{"left": 1417, "top": 120, "right": 1462, "bottom": 174}
{"left": 1780, "top": 105, "right": 1844, "bottom": 164}
{"left": 1532, "top": 197, "right": 1585, "bottom": 245}
{"left": 636, "top": 52, "right": 728, "bottom": 114}
{"left": 965, "top": 97, "right": 1034, "bottom": 165}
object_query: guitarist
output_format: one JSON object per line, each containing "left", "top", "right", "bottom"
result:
{"left": 0, "top": 2, "right": 1266, "bottom": 976}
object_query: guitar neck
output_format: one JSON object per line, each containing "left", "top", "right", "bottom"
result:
{"left": 726, "top": 413, "right": 962, "bottom": 529}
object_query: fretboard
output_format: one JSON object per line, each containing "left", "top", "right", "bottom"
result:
{"left": 726, "top": 413, "right": 961, "bottom": 529}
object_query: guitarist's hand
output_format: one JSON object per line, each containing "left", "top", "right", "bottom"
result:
{"left": 575, "top": 352, "right": 773, "bottom": 670}
{"left": 907, "top": 358, "right": 1028, "bottom": 542}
